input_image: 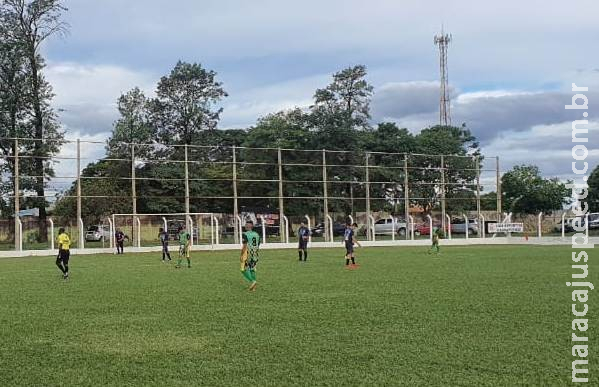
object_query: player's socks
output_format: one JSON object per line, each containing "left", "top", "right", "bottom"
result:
{"left": 303, "top": 251, "right": 308, "bottom": 261}
{"left": 187, "top": 258, "right": 191, "bottom": 268}
{"left": 345, "top": 258, "right": 350, "bottom": 265}
{"left": 242, "top": 270, "right": 253, "bottom": 282}
{"left": 351, "top": 257, "right": 355, "bottom": 265}
{"left": 298, "top": 251, "right": 302, "bottom": 260}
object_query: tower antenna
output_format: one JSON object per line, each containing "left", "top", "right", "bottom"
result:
{"left": 434, "top": 28, "right": 452, "bottom": 126}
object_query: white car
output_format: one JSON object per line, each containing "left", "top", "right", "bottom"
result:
{"left": 373, "top": 218, "right": 408, "bottom": 236}
{"left": 85, "top": 225, "right": 111, "bottom": 242}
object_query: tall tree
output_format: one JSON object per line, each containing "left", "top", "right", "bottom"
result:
{"left": 310, "top": 64, "right": 373, "bottom": 150}
{"left": 107, "top": 87, "right": 155, "bottom": 158}
{"left": 150, "top": 61, "right": 227, "bottom": 146}
{"left": 586, "top": 165, "right": 599, "bottom": 212}
{"left": 501, "top": 165, "right": 570, "bottom": 214}
{"left": 1, "top": 0, "right": 67, "bottom": 241}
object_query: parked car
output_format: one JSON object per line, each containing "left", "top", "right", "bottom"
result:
{"left": 85, "top": 225, "right": 111, "bottom": 242}
{"left": 451, "top": 218, "right": 479, "bottom": 235}
{"left": 373, "top": 218, "right": 408, "bottom": 236}
{"left": 554, "top": 214, "right": 599, "bottom": 233}
{"left": 414, "top": 223, "right": 442, "bottom": 236}
{"left": 311, "top": 222, "right": 347, "bottom": 237}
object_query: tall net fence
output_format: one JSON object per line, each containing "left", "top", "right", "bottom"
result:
{"left": 0, "top": 136, "right": 517, "bottom": 252}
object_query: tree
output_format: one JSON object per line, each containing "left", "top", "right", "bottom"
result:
{"left": 107, "top": 87, "right": 155, "bottom": 159}
{"left": 410, "top": 124, "right": 480, "bottom": 213}
{"left": 587, "top": 165, "right": 599, "bottom": 212}
{"left": 1, "top": 0, "right": 67, "bottom": 242}
{"left": 310, "top": 65, "right": 373, "bottom": 151}
{"left": 501, "top": 165, "right": 570, "bottom": 214}
{"left": 150, "top": 61, "right": 227, "bottom": 146}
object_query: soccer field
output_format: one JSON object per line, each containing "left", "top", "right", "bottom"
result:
{"left": 0, "top": 245, "right": 596, "bottom": 386}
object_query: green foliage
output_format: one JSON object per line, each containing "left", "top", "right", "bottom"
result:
{"left": 588, "top": 165, "right": 599, "bottom": 212}
{"left": 0, "top": 0, "right": 67, "bottom": 241}
{"left": 53, "top": 64, "right": 484, "bottom": 219}
{"left": 150, "top": 61, "right": 228, "bottom": 145}
{"left": 501, "top": 165, "right": 571, "bottom": 214}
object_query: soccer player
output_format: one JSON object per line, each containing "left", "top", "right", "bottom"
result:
{"left": 115, "top": 229, "right": 128, "bottom": 254}
{"left": 176, "top": 226, "right": 191, "bottom": 268}
{"left": 429, "top": 227, "right": 442, "bottom": 255}
{"left": 297, "top": 221, "right": 310, "bottom": 262}
{"left": 343, "top": 222, "right": 361, "bottom": 268}
{"left": 240, "top": 220, "right": 261, "bottom": 291}
{"left": 56, "top": 227, "right": 70, "bottom": 280}
{"left": 159, "top": 227, "right": 171, "bottom": 262}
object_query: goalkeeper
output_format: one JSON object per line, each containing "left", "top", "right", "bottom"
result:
{"left": 240, "top": 219, "right": 261, "bottom": 292}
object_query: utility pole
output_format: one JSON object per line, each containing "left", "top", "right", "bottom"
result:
{"left": 184, "top": 144, "right": 190, "bottom": 231}
{"left": 365, "top": 152, "right": 371, "bottom": 240}
{"left": 322, "top": 150, "right": 329, "bottom": 242}
{"left": 278, "top": 148, "right": 285, "bottom": 243}
{"left": 131, "top": 144, "right": 137, "bottom": 246}
{"left": 14, "top": 139, "right": 20, "bottom": 250}
{"left": 440, "top": 155, "right": 446, "bottom": 232}
{"left": 434, "top": 29, "right": 452, "bottom": 126}
{"left": 232, "top": 146, "right": 239, "bottom": 244}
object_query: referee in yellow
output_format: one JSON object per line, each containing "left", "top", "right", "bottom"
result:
{"left": 56, "top": 228, "right": 71, "bottom": 280}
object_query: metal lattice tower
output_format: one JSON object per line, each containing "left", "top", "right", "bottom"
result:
{"left": 434, "top": 30, "right": 452, "bottom": 126}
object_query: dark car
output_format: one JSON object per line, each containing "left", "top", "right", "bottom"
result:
{"left": 311, "top": 222, "right": 347, "bottom": 237}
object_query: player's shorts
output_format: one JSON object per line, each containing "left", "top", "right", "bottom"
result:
{"left": 345, "top": 241, "right": 354, "bottom": 255}
{"left": 58, "top": 249, "right": 70, "bottom": 264}
{"left": 179, "top": 245, "right": 190, "bottom": 258}
{"left": 246, "top": 259, "right": 257, "bottom": 270}
{"left": 298, "top": 239, "right": 308, "bottom": 250}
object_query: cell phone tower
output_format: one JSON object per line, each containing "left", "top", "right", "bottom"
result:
{"left": 434, "top": 29, "right": 452, "bottom": 126}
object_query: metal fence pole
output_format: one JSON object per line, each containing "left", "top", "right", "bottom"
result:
{"left": 365, "top": 152, "right": 371, "bottom": 241}
{"left": 440, "top": 155, "right": 446, "bottom": 233}
{"left": 322, "top": 149, "right": 329, "bottom": 242}
{"left": 131, "top": 144, "right": 137, "bottom": 246}
{"left": 403, "top": 154, "right": 410, "bottom": 240}
{"left": 476, "top": 155, "right": 482, "bottom": 236}
{"left": 77, "top": 139, "right": 83, "bottom": 249}
{"left": 232, "top": 146, "right": 239, "bottom": 244}
{"left": 184, "top": 144, "right": 190, "bottom": 231}
{"left": 496, "top": 156, "right": 502, "bottom": 219}
{"left": 14, "top": 139, "right": 20, "bottom": 251}
{"left": 278, "top": 148, "right": 285, "bottom": 243}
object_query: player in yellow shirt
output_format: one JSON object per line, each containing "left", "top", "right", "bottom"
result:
{"left": 56, "top": 228, "right": 71, "bottom": 279}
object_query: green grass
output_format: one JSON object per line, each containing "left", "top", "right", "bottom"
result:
{"left": 0, "top": 245, "right": 597, "bottom": 386}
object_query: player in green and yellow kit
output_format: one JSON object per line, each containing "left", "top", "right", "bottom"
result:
{"left": 240, "top": 219, "right": 261, "bottom": 291}
{"left": 176, "top": 226, "right": 191, "bottom": 268}
{"left": 429, "top": 227, "right": 442, "bottom": 255}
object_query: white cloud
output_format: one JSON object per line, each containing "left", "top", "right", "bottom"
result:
{"left": 46, "top": 62, "right": 156, "bottom": 135}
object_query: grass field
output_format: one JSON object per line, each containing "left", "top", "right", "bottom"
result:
{"left": 0, "top": 245, "right": 597, "bottom": 386}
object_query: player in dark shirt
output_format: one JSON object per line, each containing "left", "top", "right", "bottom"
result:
{"left": 115, "top": 229, "right": 129, "bottom": 254}
{"left": 344, "top": 222, "right": 361, "bottom": 268}
{"left": 159, "top": 227, "right": 171, "bottom": 262}
{"left": 297, "top": 221, "right": 310, "bottom": 262}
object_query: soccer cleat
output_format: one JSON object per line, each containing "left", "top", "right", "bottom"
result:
{"left": 63, "top": 273, "right": 69, "bottom": 280}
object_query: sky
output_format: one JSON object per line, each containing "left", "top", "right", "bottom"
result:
{"left": 42, "top": 0, "right": 599, "bottom": 188}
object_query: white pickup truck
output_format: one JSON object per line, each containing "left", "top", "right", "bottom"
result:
{"left": 373, "top": 218, "right": 408, "bottom": 236}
